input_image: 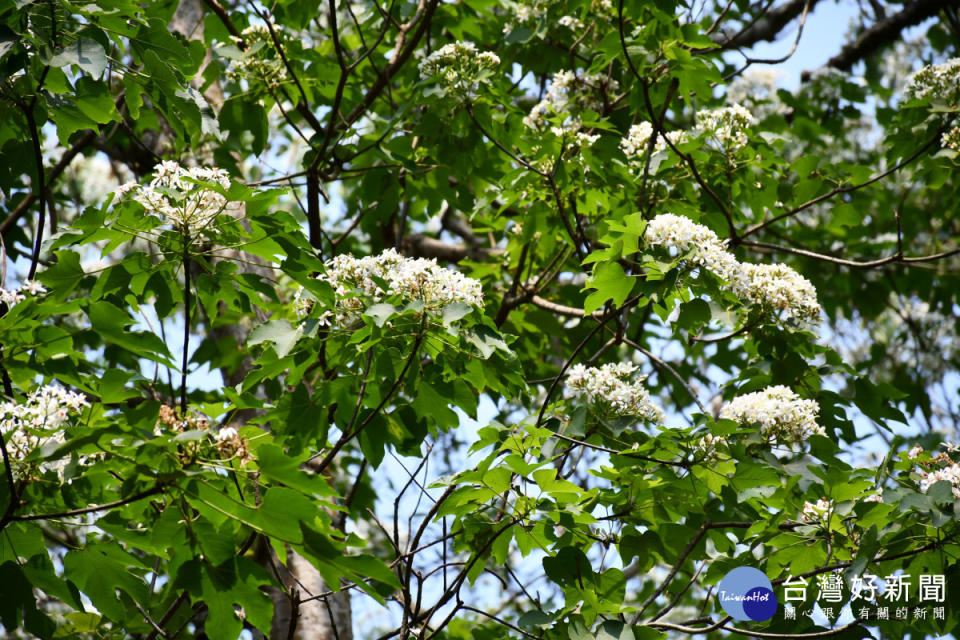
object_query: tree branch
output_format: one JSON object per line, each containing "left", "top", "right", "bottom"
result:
{"left": 717, "top": 0, "right": 823, "bottom": 49}
{"left": 805, "top": 0, "right": 955, "bottom": 78}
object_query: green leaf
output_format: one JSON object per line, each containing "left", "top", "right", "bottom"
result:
{"left": 99, "top": 369, "right": 138, "bottom": 404}
{"left": 584, "top": 262, "right": 634, "bottom": 314}
{"left": 517, "top": 610, "right": 552, "bottom": 630}
{"left": 257, "top": 444, "right": 336, "bottom": 498}
{"left": 441, "top": 301, "right": 473, "bottom": 326}
{"left": 363, "top": 303, "right": 397, "bottom": 327}
{"left": 86, "top": 301, "right": 174, "bottom": 365}
{"left": 62, "top": 545, "right": 149, "bottom": 621}
{"left": 248, "top": 319, "right": 303, "bottom": 358}
{"left": 676, "top": 298, "right": 711, "bottom": 329}
{"left": 465, "top": 325, "right": 510, "bottom": 358}
{"left": 48, "top": 39, "right": 108, "bottom": 78}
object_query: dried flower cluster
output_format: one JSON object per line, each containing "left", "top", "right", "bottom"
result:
{"left": 116, "top": 161, "right": 232, "bottom": 233}
{"left": 318, "top": 248, "right": 483, "bottom": 325}
{"left": 719, "top": 385, "right": 823, "bottom": 445}
{"left": 1, "top": 384, "right": 90, "bottom": 480}
{"left": 905, "top": 58, "right": 960, "bottom": 104}
{"left": 418, "top": 42, "right": 500, "bottom": 95}
{"left": 0, "top": 280, "right": 46, "bottom": 308}
{"left": 566, "top": 363, "right": 664, "bottom": 424}
{"left": 801, "top": 498, "right": 833, "bottom": 523}
{"left": 226, "top": 23, "right": 289, "bottom": 88}
{"left": 645, "top": 214, "right": 822, "bottom": 324}
{"left": 157, "top": 404, "right": 210, "bottom": 434}
{"left": 214, "top": 426, "right": 253, "bottom": 464}
{"left": 696, "top": 104, "right": 755, "bottom": 151}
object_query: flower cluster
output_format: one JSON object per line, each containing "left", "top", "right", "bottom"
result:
{"left": 558, "top": 15, "right": 584, "bottom": 30}
{"left": 501, "top": 0, "right": 549, "bottom": 33}
{"left": 719, "top": 385, "right": 823, "bottom": 445}
{"left": 566, "top": 363, "right": 664, "bottom": 423}
{"left": 696, "top": 104, "right": 755, "bottom": 151}
{"left": 694, "top": 433, "right": 728, "bottom": 461}
{"left": 418, "top": 42, "right": 500, "bottom": 95}
{"left": 863, "top": 488, "right": 883, "bottom": 503}
{"left": 800, "top": 498, "right": 833, "bottom": 523}
{"left": 116, "top": 161, "right": 232, "bottom": 233}
{"left": 226, "top": 23, "right": 288, "bottom": 88}
{"left": 942, "top": 126, "right": 960, "bottom": 151}
{"left": 157, "top": 404, "right": 210, "bottom": 434}
{"left": 905, "top": 58, "right": 960, "bottom": 104}
{"left": 918, "top": 462, "right": 960, "bottom": 499}
{"left": 1, "top": 280, "right": 46, "bottom": 308}
{"left": 214, "top": 426, "right": 253, "bottom": 464}
{"left": 503, "top": 0, "right": 612, "bottom": 34}
{"left": 319, "top": 248, "right": 483, "bottom": 325}
{"left": 645, "top": 214, "right": 822, "bottom": 324}
{"left": 913, "top": 444, "right": 960, "bottom": 499}
{"left": 619, "top": 122, "right": 687, "bottom": 163}
{"left": 726, "top": 69, "right": 786, "bottom": 120}
{"left": 1, "top": 385, "right": 90, "bottom": 480}
{"left": 523, "top": 70, "right": 613, "bottom": 146}
{"left": 550, "top": 120, "right": 601, "bottom": 148}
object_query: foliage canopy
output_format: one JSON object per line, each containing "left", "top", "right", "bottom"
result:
{"left": 1, "top": 0, "right": 960, "bottom": 638}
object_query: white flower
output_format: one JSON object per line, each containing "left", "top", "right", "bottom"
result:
{"left": 907, "top": 444, "right": 924, "bottom": 459}
{"left": 918, "top": 462, "right": 960, "bottom": 499}
{"left": 293, "top": 286, "right": 313, "bottom": 319}
{"left": 215, "top": 426, "right": 239, "bottom": 443}
{"left": 550, "top": 118, "right": 600, "bottom": 147}
{"left": 726, "top": 69, "right": 786, "bottom": 120}
{"left": 22, "top": 280, "right": 46, "bottom": 295}
{"left": 418, "top": 42, "right": 499, "bottom": 95}
{"left": 214, "top": 425, "right": 252, "bottom": 463}
{"left": 115, "top": 161, "right": 232, "bottom": 233}
{"left": 696, "top": 104, "right": 755, "bottom": 151}
{"left": 0, "top": 384, "right": 90, "bottom": 481}
{"left": 736, "top": 263, "right": 822, "bottom": 324}
{"left": 225, "top": 21, "right": 289, "bottom": 88}
{"left": 942, "top": 126, "right": 960, "bottom": 151}
{"left": 503, "top": 0, "right": 548, "bottom": 31}
{"left": 558, "top": 15, "right": 584, "bottom": 30}
{"left": 801, "top": 498, "right": 833, "bottom": 523}
{"left": 719, "top": 385, "right": 822, "bottom": 445}
{"left": 619, "top": 123, "right": 688, "bottom": 163}
{"left": 644, "top": 214, "right": 822, "bottom": 324}
{"left": 1, "top": 279, "right": 47, "bottom": 310}
{"left": 566, "top": 363, "right": 664, "bottom": 423}
{"left": 319, "top": 248, "right": 483, "bottom": 326}
{"left": 905, "top": 58, "right": 960, "bottom": 104}
{"left": 523, "top": 70, "right": 614, "bottom": 132}
{"left": 695, "top": 433, "right": 728, "bottom": 461}
{"left": 864, "top": 488, "right": 883, "bottom": 503}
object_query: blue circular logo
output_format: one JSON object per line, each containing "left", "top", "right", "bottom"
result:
{"left": 717, "top": 567, "right": 778, "bottom": 621}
